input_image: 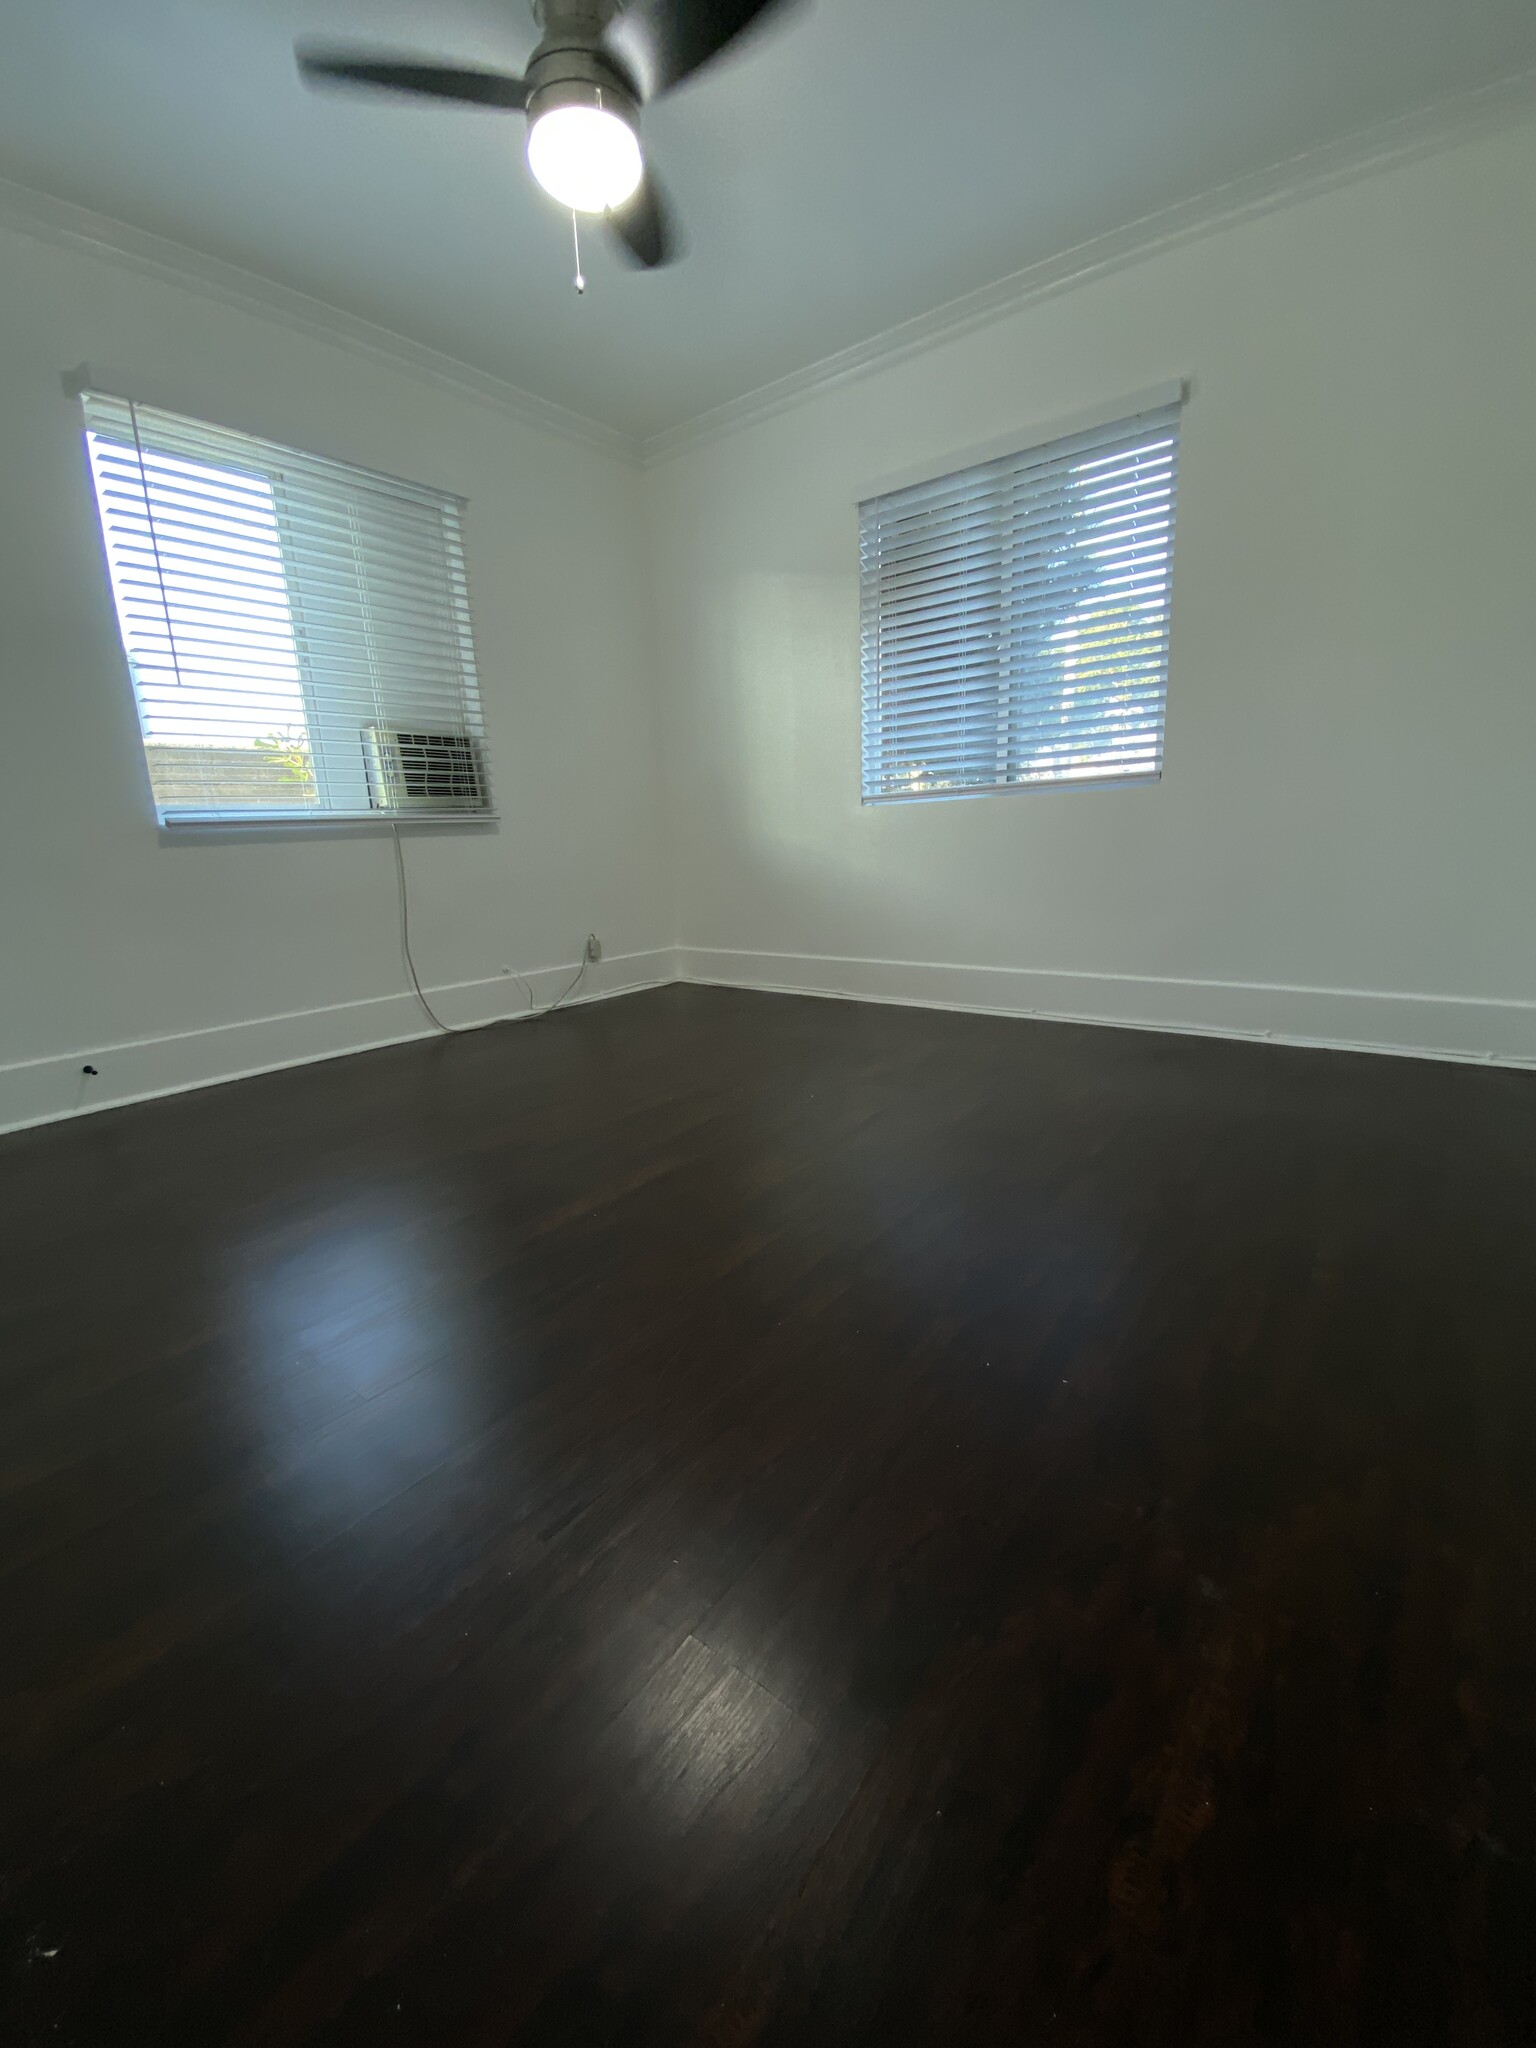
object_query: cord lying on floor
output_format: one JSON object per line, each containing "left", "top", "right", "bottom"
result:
{"left": 389, "top": 823, "right": 588, "bottom": 1037}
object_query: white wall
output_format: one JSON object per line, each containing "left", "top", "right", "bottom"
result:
{"left": 647, "top": 114, "right": 1536, "bottom": 1064}
{"left": 0, "top": 222, "right": 671, "bottom": 1129}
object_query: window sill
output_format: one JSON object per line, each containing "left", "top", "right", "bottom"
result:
{"left": 157, "top": 808, "right": 500, "bottom": 832}
{"left": 862, "top": 771, "right": 1161, "bottom": 807}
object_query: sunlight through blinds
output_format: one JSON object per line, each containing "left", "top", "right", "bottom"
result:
{"left": 81, "top": 394, "right": 490, "bottom": 824}
{"left": 859, "top": 397, "right": 1182, "bottom": 803}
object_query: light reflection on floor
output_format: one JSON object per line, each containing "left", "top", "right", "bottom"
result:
{"left": 229, "top": 1189, "right": 491, "bottom": 1547}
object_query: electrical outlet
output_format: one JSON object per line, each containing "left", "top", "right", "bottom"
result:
{"left": 585, "top": 934, "right": 602, "bottom": 964}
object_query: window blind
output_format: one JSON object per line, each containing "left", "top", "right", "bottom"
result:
{"left": 859, "top": 398, "right": 1181, "bottom": 803}
{"left": 81, "top": 393, "right": 490, "bottom": 824}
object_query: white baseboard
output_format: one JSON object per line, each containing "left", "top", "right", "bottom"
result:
{"left": 9, "top": 943, "right": 1532, "bottom": 1136}
{"left": 0, "top": 948, "right": 678, "bottom": 1135}
{"left": 676, "top": 947, "right": 1536, "bottom": 1069}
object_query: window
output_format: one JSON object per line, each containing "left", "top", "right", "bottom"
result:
{"left": 81, "top": 394, "right": 490, "bottom": 825}
{"left": 859, "top": 394, "right": 1182, "bottom": 803}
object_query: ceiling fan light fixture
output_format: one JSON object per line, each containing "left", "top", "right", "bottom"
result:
{"left": 300, "top": 0, "right": 807, "bottom": 266}
{"left": 527, "top": 100, "right": 643, "bottom": 214}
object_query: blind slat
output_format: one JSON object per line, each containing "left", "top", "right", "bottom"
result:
{"left": 858, "top": 402, "right": 1180, "bottom": 803}
{"left": 863, "top": 688, "right": 1169, "bottom": 740}
{"left": 83, "top": 393, "right": 490, "bottom": 824}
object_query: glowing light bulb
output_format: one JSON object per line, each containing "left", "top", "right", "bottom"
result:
{"left": 527, "top": 104, "right": 642, "bottom": 215}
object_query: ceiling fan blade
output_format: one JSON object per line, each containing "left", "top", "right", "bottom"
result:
{"left": 606, "top": 171, "right": 680, "bottom": 269}
{"left": 296, "top": 50, "right": 528, "bottom": 111}
{"left": 604, "top": 0, "right": 799, "bottom": 100}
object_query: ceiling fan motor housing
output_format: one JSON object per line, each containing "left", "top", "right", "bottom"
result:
{"left": 526, "top": 0, "right": 640, "bottom": 134}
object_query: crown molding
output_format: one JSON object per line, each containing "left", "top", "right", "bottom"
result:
{"left": 639, "top": 64, "right": 1536, "bottom": 466}
{"left": 0, "top": 173, "right": 640, "bottom": 465}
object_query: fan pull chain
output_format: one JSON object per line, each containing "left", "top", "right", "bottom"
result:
{"left": 571, "top": 211, "right": 585, "bottom": 296}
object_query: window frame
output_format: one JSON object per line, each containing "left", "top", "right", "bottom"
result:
{"left": 857, "top": 382, "right": 1184, "bottom": 807}
{"left": 79, "top": 391, "right": 494, "bottom": 832}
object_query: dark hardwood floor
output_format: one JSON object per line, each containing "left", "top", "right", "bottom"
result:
{"left": 3, "top": 984, "right": 1535, "bottom": 2046}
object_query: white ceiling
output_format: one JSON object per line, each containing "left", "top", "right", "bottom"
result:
{"left": 3, "top": 0, "right": 1534, "bottom": 439}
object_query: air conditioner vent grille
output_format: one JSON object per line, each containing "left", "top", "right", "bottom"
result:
{"left": 362, "top": 725, "right": 489, "bottom": 814}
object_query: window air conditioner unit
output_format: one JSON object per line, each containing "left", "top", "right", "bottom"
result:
{"left": 362, "top": 724, "right": 489, "bottom": 814}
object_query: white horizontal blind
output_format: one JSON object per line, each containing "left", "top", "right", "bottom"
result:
{"left": 859, "top": 399, "right": 1181, "bottom": 803}
{"left": 81, "top": 393, "right": 490, "bottom": 823}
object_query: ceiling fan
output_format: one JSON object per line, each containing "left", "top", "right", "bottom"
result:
{"left": 297, "top": 0, "right": 797, "bottom": 270}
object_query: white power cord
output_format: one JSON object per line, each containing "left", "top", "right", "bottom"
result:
{"left": 540, "top": 952, "right": 589, "bottom": 1018}
{"left": 390, "top": 823, "right": 461, "bottom": 1033}
{"left": 389, "top": 823, "right": 590, "bottom": 1036}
